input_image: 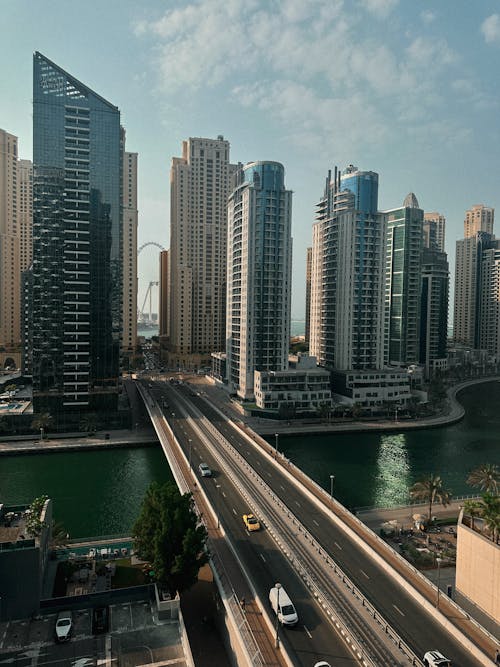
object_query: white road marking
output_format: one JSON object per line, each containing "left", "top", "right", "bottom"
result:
{"left": 303, "top": 625, "right": 312, "bottom": 638}
{"left": 294, "top": 500, "right": 301, "bottom": 507}
{"left": 232, "top": 508, "right": 237, "bottom": 515}
{"left": 392, "top": 604, "right": 405, "bottom": 617}
{"left": 334, "top": 541, "right": 343, "bottom": 550}
{"left": 260, "top": 553, "right": 266, "bottom": 562}
{"left": 256, "top": 460, "right": 261, "bottom": 466}
{"left": 313, "top": 519, "right": 319, "bottom": 526}
{"left": 280, "top": 485, "right": 285, "bottom": 491}
{"left": 222, "top": 491, "right": 226, "bottom": 498}
{"left": 360, "top": 569, "right": 370, "bottom": 579}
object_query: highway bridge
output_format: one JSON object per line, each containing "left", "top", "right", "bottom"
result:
{"left": 136, "top": 376, "right": 498, "bottom": 667}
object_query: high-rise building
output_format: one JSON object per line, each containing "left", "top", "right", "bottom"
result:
{"left": 159, "top": 249, "right": 169, "bottom": 339}
{"left": 454, "top": 205, "right": 495, "bottom": 347}
{"left": 419, "top": 248, "right": 449, "bottom": 375}
{"left": 383, "top": 193, "right": 423, "bottom": 366}
{"left": 423, "top": 211, "right": 445, "bottom": 252}
{"left": 18, "top": 159, "right": 33, "bottom": 273}
{"left": 478, "top": 243, "right": 500, "bottom": 358}
{"left": 310, "top": 166, "right": 385, "bottom": 371}
{"left": 0, "top": 130, "right": 21, "bottom": 359}
{"left": 226, "top": 161, "right": 292, "bottom": 399}
{"left": 168, "top": 136, "right": 236, "bottom": 369}
{"left": 122, "top": 141, "right": 138, "bottom": 357}
{"left": 464, "top": 204, "right": 494, "bottom": 238}
{"left": 32, "top": 52, "right": 122, "bottom": 415}
{"left": 305, "top": 247, "right": 312, "bottom": 343}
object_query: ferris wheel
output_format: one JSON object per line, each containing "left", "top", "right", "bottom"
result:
{"left": 137, "top": 242, "right": 165, "bottom": 323}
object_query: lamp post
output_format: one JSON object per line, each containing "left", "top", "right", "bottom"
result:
{"left": 330, "top": 474, "right": 335, "bottom": 501}
{"left": 275, "top": 433, "right": 279, "bottom": 458}
{"left": 436, "top": 557, "right": 442, "bottom": 608}
{"left": 188, "top": 439, "right": 192, "bottom": 471}
{"left": 275, "top": 582, "right": 282, "bottom": 648}
{"left": 39, "top": 427, "right": 44, "bottom": 442}
{"left": 215, "top": 484, "right": 221, "bottom": 529}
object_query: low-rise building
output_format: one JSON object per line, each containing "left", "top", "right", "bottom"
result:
{"left": 254, "top": 354, "right": 332, "bottom": 412}
{"left": 0, "top": 498, "right": 52, "bottom": 620}
{"left": 331, "top": 369, "right": 411, "bottom": 409}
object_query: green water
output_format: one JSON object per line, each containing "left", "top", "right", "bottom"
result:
{"left": 0, "top": 383, "right": 498, "bottom": 538}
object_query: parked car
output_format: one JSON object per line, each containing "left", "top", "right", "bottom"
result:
{"left": 242, "top": 513, "right": 260, "bottom": 532}
{"left": 198, "top": 462, "right": 212, "bottom": 477}
{"left": 92, "top": 606, "right": 110, "bottom": 634}
{"left": 55, "top": 611, "right": 72, "bottom": 643}
{"left": 423, "top": 650, "right": 452, "bottom": 667}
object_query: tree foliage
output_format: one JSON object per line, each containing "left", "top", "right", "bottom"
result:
{"left": 467, "top": 463, "right": 499, "bottom": 495}
{"left": 31, "top": 412, "right": 53, "bottom": 434}
{"left": 132, "top": 481, "right": 208, "bottom": 594}
{"left": 409, "top": 474, "right": 452, "bottom": 521}
{"left": 26, "top": 494, "right": 49, "bottom": 537}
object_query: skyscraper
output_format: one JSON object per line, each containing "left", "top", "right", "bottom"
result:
{"left": 420, "top": 248, "right": 449, "bottom": 375}
{"left": 479, "top": 244, "right": 500, "bottom": 357}
{"left": 423, "top": 212, "right": 445, "bottom": 252}
{"left": 383, "top": 193, "right": 423, "bottom": 366}
{"left": 168, "top": 137, "right": 236, "bottom": 369}
{"left": 18, "top": 159, "right": 33, "bottom": 274}
{"left": 122, "top": 140, "right": 138, "bottom": 357}
{"left": 305, "top": 246, "right": 312, "bottom": 343}
{"left": 226, "top": 161, "right": 292, "bottom": 399}
{"left": 159, "top": 249, "right": 169, "bottom": 339}
{"left": 310, "top": 166, "right": 385, "bottom": 370}
{"left": 454, "top": 205, "right": 495, "bottom": 347}
{"left": 32, "top": 52, "right": 122, "bottom": 415}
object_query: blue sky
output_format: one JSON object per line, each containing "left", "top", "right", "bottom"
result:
{"left": 2, "top": 0, "right": 500, "bottom": 318}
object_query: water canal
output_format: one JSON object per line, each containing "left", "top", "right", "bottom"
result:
{"left": 0, "top": 381, "right": 498, "bottom": 538}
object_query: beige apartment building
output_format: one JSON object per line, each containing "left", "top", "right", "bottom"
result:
{"left": 0, "top": 130, "right": 31, "bottom": 368}
{"left": 423, "top": 211, "right": 445, "bottom": 252}
{"left": 168, "top": 136, "right": 236, "bottom": 369}
{"left": 159, "top": 249, "right": 169, "bottom": 340}
{"left": 454, "top": 205, "right": 495, "bottom": 347}
{"left": 122, "top": 146, "right": 138, "bottom": 357}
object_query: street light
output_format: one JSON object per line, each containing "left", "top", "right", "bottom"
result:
{"left": 275, "top": 433, "right": 279, "bottom": 458}
{"left": 39, "top": 427, "right": 43, "bottom": 443}
{"left": 215, "top": 484, "right": 221, "bottom": 529}
{"left": 275, "top": 582, "right": 282, "bottom": 648}
{"left": 330, "top": 474, "right": 335, "bottom": 501}
{"left": 436, "top": 557, "right": 442, "bottom": 608}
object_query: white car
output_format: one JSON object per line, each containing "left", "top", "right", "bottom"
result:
{"left": 198, "top": 462, "right": 212, "bottom": 477}
{"left": 55, "top": 610, "right": 72, "bottom": 643}
{"left": 423, "top": 650, "right": 451, "bottom": 667}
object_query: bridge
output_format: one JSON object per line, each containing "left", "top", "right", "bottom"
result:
{"left": 136, "top": 376, "right": 498, "bottom": 667}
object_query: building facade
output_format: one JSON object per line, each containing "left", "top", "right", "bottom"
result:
{"left": 311, "top": 166, "right": 385, "bottom": 371}
{"left": 226, "top": 161, "right": 293, "bottom": 400}
{"left": 122, "top": 142, "right": 138, "bottom": 357}
{"left": 159, "top": 249, "right": 170, "bottom": 339}
{"left": 423, "top": 211, "right": 445, "bottom": 252}
{"left": 168, "top": 137, "right": 236, "bottom": 369}
{"left": 454, "top": 204, "right": 495, "bottom": 347}
{"left": 419, "top": 248, "right": 449, "bottom": 376}
{"left": 305, "top": 246, "right": 312, "bottom": 343}
{"left": 383, "top": 194, "right": 423, "bottom": 366}
{"left": 32, "top": 52, "right": 122, "bottom": 415}
{"left": 479, "top": 243, "right": 500, "bottom": 358}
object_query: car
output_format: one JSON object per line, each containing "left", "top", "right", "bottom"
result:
{"left": 198, "top": 462, "right": 212, "bottom": 477}
{"left": 423, "top": 650, "right": 452, "bottom": 667}
{"left": 92, "top": 606, "right": 110, "bottom": 634}
{"left": 243, "top": 513, "right": 260, "bottom": 532}
{"left": 55, "top": 610, "right": 72, "bottom": 643}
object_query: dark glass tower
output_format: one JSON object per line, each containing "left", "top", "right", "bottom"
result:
{"left": 32, "top": 52, "right": 122, "bottom": 416}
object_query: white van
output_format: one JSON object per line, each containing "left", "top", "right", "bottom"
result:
{"left": 269, "top": 586, "right": 298, "bottom": 626}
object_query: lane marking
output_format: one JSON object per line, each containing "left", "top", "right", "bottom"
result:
{"left": 360, "top": 569, "right": 370, "bottom": 579}
{"left": 222, "top": 491, "right": 226, "bottom": 498}
{"left": 392, "top": 604, "right": 405, "bottom": 617}
{"left": 303, "top": 625, "right": 312, "bottom": 639}
{"left": 313, "top": 519, "right": 319, "bottom": 526}
{"left": 294, "top": 500, "right": 301, "bottom": 507}
{"left": 232, "top": 508, "right": 237, "bottom": 515}
{"left": 280, "top": 485, "right": 285, "bottom": 491}
{"left": 260, "top": 554, "right": 266, "bottom": 563}
{"left": 334, "top": 541, "right": 343, "bottom": 550}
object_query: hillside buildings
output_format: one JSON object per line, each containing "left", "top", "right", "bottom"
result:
{"left": 167, "top": 137, "right": 236, "bottom": 370}
{"left": 30, "top": 52, "right": 124, "bottom": 416}
{"left": 226, "top": 161, "right": 293, "bottom": 400}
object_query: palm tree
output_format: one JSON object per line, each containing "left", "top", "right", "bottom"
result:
{"left": 467, "top": 463, "right": 499, "bottom": 495}
{"left": 478, "top": 493, "right": 500, "bottom": 543}
{"left": 463, "top": 499, "right": 483, "bottom": 531}
{"left": 4, "top": 384, "right": 17, "bottom": 400}
{"left": 409, "top": 474, "right": 452, "bottom": 522}
{"left": 79, "top": 412, "right": 98, "bottom": 435}
{"left": 31, "top": 412, "right": 53, "bottom": 439}
{"left": 50, "top": 521, "right": 70, "bottom": 548}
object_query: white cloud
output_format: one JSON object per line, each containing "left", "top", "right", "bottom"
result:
{"left": 481, "top": 14, "right": 500, "bottom": 44}
{"left": 359, "top": 0, "right": 398, "bottom": 17}
{"left": 420, "top": 10, "right": 436, "bottom": 24}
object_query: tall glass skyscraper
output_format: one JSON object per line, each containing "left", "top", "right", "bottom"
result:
{"left": 226, "top": 162, "right": 293, "bottom": 399}
{"left": 32, "top": 52, "right": 122, "bottom": 415}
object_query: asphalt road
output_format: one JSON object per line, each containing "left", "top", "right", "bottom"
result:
{"left": 147, "top": 379, "right": 491, "bottom": 667}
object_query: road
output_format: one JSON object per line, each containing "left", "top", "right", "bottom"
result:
{"left": 141, "top": 378, "right": 496, "bottom": 667}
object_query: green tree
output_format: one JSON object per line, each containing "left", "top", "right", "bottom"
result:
{"left": 4, "top": 384, "right": 17, "bottom": 399}
{"left": 31, "top": 412, "right": 53, "bottom": 438}
{"left": 478, "top": 493, "right": 500, "bottom": 543}
{"left": 409, "top": 474, "right": 452, "bottom": 521}
{"left": 26, "top": 495, "right": 49, "bottom": 537}
{"left": 51, "top": 521, "right": 70, "bottom": 548}
{"left": 467, "top": 463, "right": 499, "bottom": 495}
{"left": 132, "top": 481, "right": 208, "bottom": 595}
{"left": 79, "top": 412, "right": 98, "bottom": 435}
{"left": 463, "top": 499, "right": 483, "bottom": 531}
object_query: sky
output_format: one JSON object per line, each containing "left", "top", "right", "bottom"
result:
{"left": 1, "top": 0, "right": 500, "bottom": 319}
